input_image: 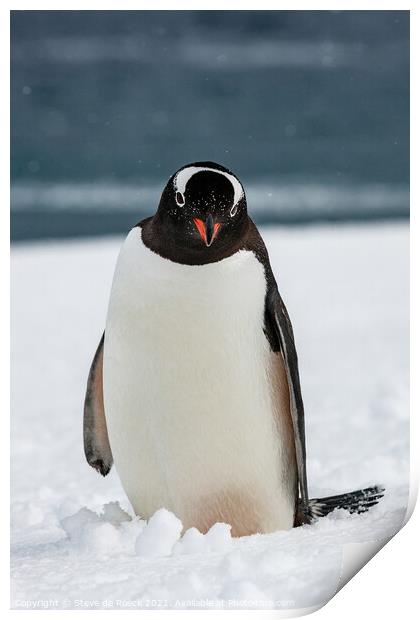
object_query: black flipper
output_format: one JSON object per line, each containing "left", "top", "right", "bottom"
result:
{"left": 299, "top": 486, "right": 385, "bottom": 522}
{"left": 266, "top": 285, "right": 309, "bottom": 513}
{"left": 248, "top": 221, "right": 383, "bottom": 526}
{"left": 243, "top": 220, "right": 309, "bottom": 516}
{"left": 83, "top": 333, "right": 113, "bottom": 476}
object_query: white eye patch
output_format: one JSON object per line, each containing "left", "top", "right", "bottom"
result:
{"left": 175, "top": 191, "right": 185, "bottom": 206}
{"left": 173, "top": 165, "right": 244, "bottom": 216}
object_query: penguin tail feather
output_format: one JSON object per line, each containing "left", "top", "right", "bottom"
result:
{"left": 300, "top": 485, "right": 385, "bottom": 523}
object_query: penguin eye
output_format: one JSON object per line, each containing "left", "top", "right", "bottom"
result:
{"left": 176, "top": 192, "right": 185, "bottom": 206}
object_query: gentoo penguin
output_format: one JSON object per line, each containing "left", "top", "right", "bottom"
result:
{"left": 84, "top": 161, "right": 383, "bottom": 536}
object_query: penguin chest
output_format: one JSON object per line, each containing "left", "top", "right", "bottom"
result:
{"left": 103, "top": 229, "right": 297, "bottom": 535}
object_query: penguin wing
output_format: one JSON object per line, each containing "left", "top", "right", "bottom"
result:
{"left": 83, "top": 333, "right": 113, "bottom": 476}
{"left": 266, "top": 287, "right": 309, "bottom": 512}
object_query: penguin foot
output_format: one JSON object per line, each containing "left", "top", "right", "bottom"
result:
{"left": 298, "top": 485, "right": 385, "bottom": 523}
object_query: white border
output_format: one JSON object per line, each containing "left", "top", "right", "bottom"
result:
{"left": 4, "top": 3, "right": 416, "bottom": 619}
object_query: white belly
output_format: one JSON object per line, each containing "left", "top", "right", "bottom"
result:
{"left": 103, "top": 227, "right": 297, "bottom": 535}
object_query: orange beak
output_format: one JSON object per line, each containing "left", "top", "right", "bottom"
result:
{"left": 193, "top": 214, "right": 221, "bottom": 247}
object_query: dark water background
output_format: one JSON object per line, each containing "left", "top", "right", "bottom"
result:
{"left": 11, "top": 10, "right": 409, "bottom": 241}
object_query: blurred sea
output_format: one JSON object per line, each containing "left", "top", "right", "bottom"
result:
{"left": 11, "top": 11, "right": 409, "bottom": 240}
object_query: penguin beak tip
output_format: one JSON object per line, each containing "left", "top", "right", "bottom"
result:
{"left": 193, "top": 216, "right": 222, "bottom": 247}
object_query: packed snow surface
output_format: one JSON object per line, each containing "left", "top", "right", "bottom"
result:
{"left": 11, "top": 224, "right": 409, "bottom": 611}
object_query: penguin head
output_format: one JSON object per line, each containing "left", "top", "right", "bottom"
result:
{"left": 152, "top": 162, "right": 248, "bottom": 262}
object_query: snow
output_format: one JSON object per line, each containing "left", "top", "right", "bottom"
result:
{"left": 134, "top": 508, "right": 182, "bottom": 558}
{"left": 11, "top": 223, "right": 409, "bottom": 611}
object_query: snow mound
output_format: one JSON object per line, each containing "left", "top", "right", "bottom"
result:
{"left": 206, "top": 522, "right": 233, "bottom": 552}
{"left": 134, "top": 509, "right": 233, "bottom": 558}
{"left": 135, "top": 508, "right": 182, "bottom": 558}
{"left": 173, "top": 526, "right": 207, "bottom": 555}
{"left": 173, "top": 522, "right": 233, "bottom": 556}
{"left": 61, "top": 502, "right": 141, "bottom": 555}
{"left": 60, "top": 503, "right": 234, "bottom": 561}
